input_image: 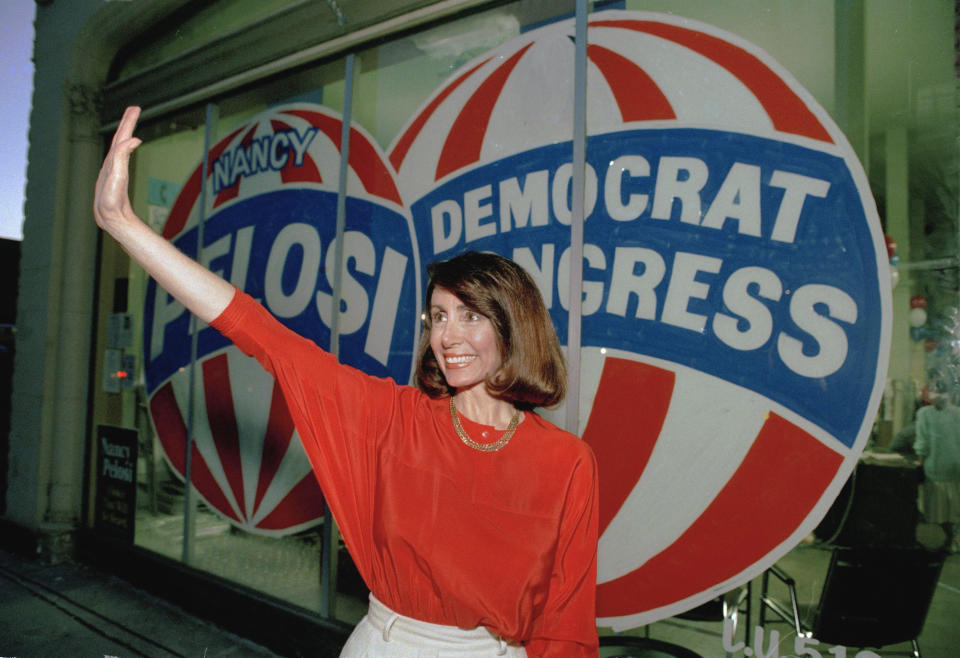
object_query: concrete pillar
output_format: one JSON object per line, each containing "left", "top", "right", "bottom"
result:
{"left": 835, "top": 0, "right": 868, "bottom": 170}
{"left": 885, "top": 125, "right": 912, "bottom": 431}
{"left": 3, "top": 0, "right": 195, "bottom": 562}
{"left": 43, "top": 82, "right": 103, "bottom": 530}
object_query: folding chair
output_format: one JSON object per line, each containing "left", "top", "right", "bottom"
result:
{"left": 760, "top": 546, "right": 945, "bottom": 657}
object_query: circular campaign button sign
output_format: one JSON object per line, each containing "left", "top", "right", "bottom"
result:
{"left": 143, "top": 105, "right": 420, "bottom": 535}
{"left": 388, "top": 10, "right": 890, "bottom": 627}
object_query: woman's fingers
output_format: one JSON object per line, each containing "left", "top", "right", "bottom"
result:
{"left": 94, "top": 106, "right": 143, "bottom": 228}
{"left": 92, "top": 104, "right": 236, "bottom": 323}
{"left": 111, "top": 106, "right": 141, "bottom": 148}
{"left": 109, "top": 106, "right": 143, "bottom": 169}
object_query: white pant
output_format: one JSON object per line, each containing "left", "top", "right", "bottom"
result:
{"left": 340, "top": 594, "right": 527, "bottom": 657}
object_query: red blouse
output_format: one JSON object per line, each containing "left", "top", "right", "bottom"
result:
{"left": 212, "top": 289, "right": 599, "bottom": 656}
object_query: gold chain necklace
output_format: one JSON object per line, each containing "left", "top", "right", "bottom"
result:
{"left": 449, "top": 397, "right": 521, "bottom": 452}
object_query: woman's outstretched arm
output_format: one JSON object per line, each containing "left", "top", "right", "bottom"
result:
{"left": 93, "top": 106, "right": 235, "bottom": 323}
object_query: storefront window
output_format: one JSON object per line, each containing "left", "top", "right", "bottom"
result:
{"left": 93, "top": 0, "right": 959, "bottom": 652}
{"left": 590, "top": 1, "right": 959, "bottom": 654}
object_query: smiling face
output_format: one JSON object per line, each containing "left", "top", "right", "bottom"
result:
{"left": 429, "top": 286, "right": 502, "bottom": 392}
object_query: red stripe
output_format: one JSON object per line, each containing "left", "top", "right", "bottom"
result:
{"left": 346, "top": 125, "right": 403, "bottom": 205}
{"left": 163, "top": 127, "right": 245, "bottom": 239}
{"left": 591, "top": 20, "right": 833, "bottom": 143}
{"left": 281, "top": 109, "right": 403, "bottom": 206}
{"left": 254, "top": 380, "right": 295, "bottom": 512}
{"left": 201, "top": 354, "right": 247, "bottom": 519}
{"left": 389, "top": 58, "right": 492, "bottom": 172}
{"left": 583, "top": 358, "right": 673, "bottom": 535}
{"left": 256, "top": 472, "right": 325, "bottom": 530}
{"left": 435, "top": 42, "right": 535, "bottom": 181}
{"left": 164, "top": 167, "right": 203, "bottom": 239}
{"left": 148, "top": 383, "right": 240, "bottom": 522}
{"left": 587, "top": 44, "right": 675, "bottom": 122}
{"left": 149, "top": 383, "right": 189, "bottom": 473}
{"left": 596, "top": 411, "right": 843, "bottom": 617}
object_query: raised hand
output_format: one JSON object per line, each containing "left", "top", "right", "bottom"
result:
{"left": 91, "top": 105, "right": 235, "bottom": 323}
{"left": 93, "top": 106, "right": 143, "bottom": 234}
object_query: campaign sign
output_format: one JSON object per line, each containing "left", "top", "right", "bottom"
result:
{"left": 143, "top": 105, "right": 419, "bottom": 535}
{"left": 389, "top": 11, "right": 890, "bottom": 627}
{"left": 94, "top": 425, "right": 139, "bottom": 543}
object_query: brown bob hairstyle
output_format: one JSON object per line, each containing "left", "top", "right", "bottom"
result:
{"left": 415, "top": 251, "right": 566, "bottom": 409}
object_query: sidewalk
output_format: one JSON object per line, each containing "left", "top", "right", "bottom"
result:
{"left": 0, "top": 548, "right": 280, "bottom": 658}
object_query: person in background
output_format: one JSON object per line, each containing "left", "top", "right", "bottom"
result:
{"left": 94, "top": 106, "right": 600, "bottom": 656}
{"left": 913, "top": 383, "right": 960, "bottom": 553}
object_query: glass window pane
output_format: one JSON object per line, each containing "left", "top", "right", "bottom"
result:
{"left": 584, "top": 1, "right": 958, "bottom": 653}
{"left": 108, "top": 58, "right": 375, "bottom": 623}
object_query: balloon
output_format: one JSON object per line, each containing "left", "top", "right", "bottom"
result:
{"left": 884, "top": 234, "right": 898, "bottom": 258}
{"left": 910, "top": 307, "right": 927, "bottom": 327}
{"left": 890, "top": 266, "right": 899, "bottom": 289}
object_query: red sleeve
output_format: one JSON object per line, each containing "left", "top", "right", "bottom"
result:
{"left": 209, "top": 288, "right": 397, "bottom": 580}
{"left": 526, "top": 444, "right": 600, "bottom": 657}
{"left": 209, "top": 288, "right": 329, "bottom": 382}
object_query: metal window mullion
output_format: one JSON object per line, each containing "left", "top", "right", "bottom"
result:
{"left": 320, "top": 52, "right": 356, "bottom": 620}
{"left": 565, "top": 0, "right": 588, "bottom": 436}
{"left": 182, "top": 102, "right": 219, "bottom": 565}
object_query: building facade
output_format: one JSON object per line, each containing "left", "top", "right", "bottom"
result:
{"left": 4, "top": 0, "right": 958, "bottom": 654}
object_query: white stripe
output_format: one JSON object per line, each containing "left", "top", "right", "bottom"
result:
{"left": 596, "top": 352, "right": 765, "bottom": 582}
